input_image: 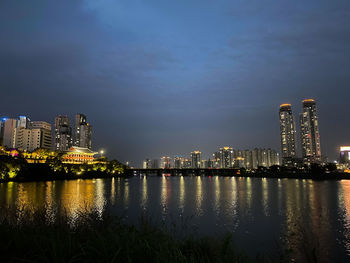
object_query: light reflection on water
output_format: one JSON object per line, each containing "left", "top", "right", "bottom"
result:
{"left": 0, "top": 177, "right": 350, "bottom": 261}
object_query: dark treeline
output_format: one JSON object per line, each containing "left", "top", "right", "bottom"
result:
{"left": 0, "top": 154, "right": 127, "bottom": 182}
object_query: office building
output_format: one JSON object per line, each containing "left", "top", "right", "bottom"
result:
{"left": 279, "top": 104, "right": 297, "bottom": 166}
{"left": 54, "top": 115, "right": 72, "bottom": 152}
{"left": 14, "top": 121, "right": 52, "bottom": 151}
{"left": 74, "top": 114, "right": 92, "bottom": 149}
{"left": 219, "top": 147, "right": 233, "bottom": 168}
{"left": 191, "top": 151, "right": 201, "bottom": 168}
{"left": 300, "top": 99, "right": 321, "bottom": 164}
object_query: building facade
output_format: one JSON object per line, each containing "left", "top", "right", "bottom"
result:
{"left": 300, "top": 99, "right": 321, "bottom": 164}
{"left": 174, "top": 156, "right": 184, "bottom": 168}
{"left": 74, "top": 114, "right": 92, "bottom": 149}
{"left": 191, "top": 151, "right": 201, "bottom": 168}
{"left": 219, "top": 147, "right": 233, "bottom": 168}
{"left": 340, "top": 146, "right": 350, "bottom": 164}
{"left": 13, "top": 121, "right": 52, "bottom": 152}
{"left": 62, "top": 146, "right": 97, "bottom": 164}
{"left": 279, "top": 104, "right": 297, "bottom": 166}
{"left": 160, "top": 156, "right": 171, "bottom": 168}
{"left": 0, "top": 118, "right": 18, "bottom": 148}
{"left": 55, "top": 115, "right": 72, "bottom": 152}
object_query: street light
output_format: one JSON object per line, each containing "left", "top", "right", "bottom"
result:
{"left": 100, "top": 150, "right": 104, "bottom": 158}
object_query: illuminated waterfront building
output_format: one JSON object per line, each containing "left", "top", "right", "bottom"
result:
{"left": 74, "top": 114, "right": 92, "bottom": 149}
{"left": 219, "top": 147, "right": 233, "bottom": 168}
{"left": 143, "top": 159, "right": 152, "bottom": 168}
{"left": 174, "top": 156, "right": 184, "bottom": 168}
{"left": 279, "top": 104, "right": 297, "bottom": 166}
{"left": 182, "top": 158, "right": 192, "bottom": 168}
{"left": 300, "top": 99, "right": 321, "bottom": 164}
{"left": 232, "top": 148, "right": 279, "bottom": 169}
{"left": 160, "top": 156, "right": 171, "bottom": 168}
{"left": 340, "top": 146, "right": 350, "bottom": 164}
{"left": 201, "top": 159, "right": 208, "bottom": 168}
{"left": 151, "top": 159, "right": 159, "bottom": 168}
{"left": 62, "top": 146, "right": 97, "bottom": 164}
{"left": 243, "top": 150, "right": 252, "bottom": 169}
{"left": 211, "top": 152, "right": 220, "bottom": 168}
{"left": 191, "top": 151, "right": 201, "bottom": 168}
{"left": 54, "top": 115, "right": 72, "bottom": 152}
{"left": 143, "top": 159, "right": 159, "bottom": 168}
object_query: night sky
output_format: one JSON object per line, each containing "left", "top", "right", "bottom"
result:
{"left": 1, "top": 0, "right": 350, "bottom": 165}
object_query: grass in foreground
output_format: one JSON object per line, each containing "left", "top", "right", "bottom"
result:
{"left": 0, "top": 207, "right": 291, "bottom": 263}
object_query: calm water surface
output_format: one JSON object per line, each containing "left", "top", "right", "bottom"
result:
{"left": 1, "top": 176, "right": 350, "bottom": 261}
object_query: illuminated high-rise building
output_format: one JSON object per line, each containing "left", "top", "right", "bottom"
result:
{"left": 54, "top": 115, "right": 72, "bottom": 152}
{"left": 143, "top": 159, "right": 152, "bottom": 169}
{"left": 74, "top": 113, "right": 92, "bottom": 149}
{"left": 279, "top": 104, "right": 297, "bottom": 166}
{"left": 219, "top": 147, "right": 233, "bottom": 168}
{"left": 340, "top": 146, "right": 350, "bottom": 164}
{"left": 174, "top": 155, "right": 184, "bottom": 168}
{"left": 160, "top": 156, "right": 171, "bottom": 168}
{"left": 183, "top": 158, "right": 192, "bottom": 168}
{"left": 191, "top": 151, "right": 201, "bottom": 168}
{"left": 300, "top": 99, "right": 321, "bottom": 164}
{"left": 211, "top": 151, "right": 220, "bottom": 168}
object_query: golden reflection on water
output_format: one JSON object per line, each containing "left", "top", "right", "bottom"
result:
{"left": 60, "top": 180, "right": 95, "bottom": 218}
{"left": 111, "top": 177, "right": 115, "bottom": 205}
{"left": 141, "top": 176, "right": 147, "bottom": 210}
{"left": 229, "top": 177, "right": 238, "bottom": 220}
{"left": 214, "top": 176, "right": 220, "bottom": 215}
{"left": 2, "top": 177, "right": 350, "bottom": 260}
{"left": 340, "top": 180, "right": 350, "bottom": 254}
{"left": 179, "top": 176, "right": 185, "bottom": 213}
{"left": 195, "top": 176, "right": 203, "bottom": 216}
{"left": 161, "top": 175, "right": 172, "bottom": 217}
{"left": 262, "top": 178, "right": 269, "bottom": 216}
{"left": 94, "top": 179, "right": 105, "bottom": 216}
{"left": 340, "top": 180, "right": 350, "bottom": 222}
{"left": 124, "top": 179, "right": 129, "bottom": 208}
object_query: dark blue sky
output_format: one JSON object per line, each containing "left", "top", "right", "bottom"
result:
{"left": 1, "top": 0, "right": 350, "bottom": 165}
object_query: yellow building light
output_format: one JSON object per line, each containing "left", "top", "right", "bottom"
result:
{"left": 340, "top": 146, "right": 350, "bottom": 151}
{"left": 302, "top": 99, "right": 315, "bottom": 103}
{"left": 280, "top": 103, "right": 291, "bottom": 107}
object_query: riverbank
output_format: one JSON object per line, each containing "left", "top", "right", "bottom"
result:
{"left": 1, "top": 169, "right": 349, "bottom": 183}
{"left": 0, "top": 207, "right": 292, "bottom": 263}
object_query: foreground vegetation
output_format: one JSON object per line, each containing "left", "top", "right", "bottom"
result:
{"left": 0, "top": 207, "right": 293, "bottom": 263}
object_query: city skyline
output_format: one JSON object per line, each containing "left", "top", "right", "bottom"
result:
{"left": 1, "top": 1, "right": 350, "bottom": 165}
{"left": 0, "top": 97, "right": 347, "bottom": 166}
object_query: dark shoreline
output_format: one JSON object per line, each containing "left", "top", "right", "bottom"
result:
{"left": 1, "top": 170, "right": 349, "bottom": 183}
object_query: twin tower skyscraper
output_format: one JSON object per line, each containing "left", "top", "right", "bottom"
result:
{"left": 279, "top": 99, "right": 321, "bottom": 166}
{"left": 54, "top": 113, "right": 92, "bottom": 152}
